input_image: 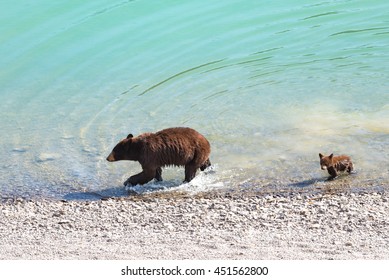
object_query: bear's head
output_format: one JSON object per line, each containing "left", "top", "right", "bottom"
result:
{"left": 319, "top": 153, "right": 334, "bottom": 170}
{"left": 106, "top": 134, "right": 140, "bottom": 162}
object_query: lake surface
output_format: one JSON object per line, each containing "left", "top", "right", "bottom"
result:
{"left": 1, "top": 0, "right": 388, "bottom": 200}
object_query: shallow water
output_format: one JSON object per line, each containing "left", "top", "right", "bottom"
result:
{"left": 1, "top": 0, "right": 388, "bottom": 200}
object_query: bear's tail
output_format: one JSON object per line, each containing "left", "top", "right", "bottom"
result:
{"left": 200, "top": 158, "right": 211, "bottom": 171}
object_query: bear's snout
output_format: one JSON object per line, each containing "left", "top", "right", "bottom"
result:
{"left": 106, "top": 153, "right": 116, "bottom": 162}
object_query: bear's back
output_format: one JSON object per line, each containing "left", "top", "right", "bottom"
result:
{"left": 139, "top": 127, "right": 210, "bottom": 167}
{"left": 333, "top": 155, "right": 352, "bottom": 171}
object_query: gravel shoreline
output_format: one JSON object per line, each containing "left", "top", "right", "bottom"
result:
{"left": 1, "top": 191, "right": 388, "bottom": 259}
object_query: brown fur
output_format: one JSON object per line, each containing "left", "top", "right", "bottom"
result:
{"left": 319, "top": 153, "right": 354, "bottom": 180}
{"left": 107, "top": 127, "right": 211, "bottom": 186}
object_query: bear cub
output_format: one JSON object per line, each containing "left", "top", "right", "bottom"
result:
{"left": 107, "top": 127, "right": 211, "bottom": 186}
{"left": 319, "top": 153, "right": 354, "bottom": 180}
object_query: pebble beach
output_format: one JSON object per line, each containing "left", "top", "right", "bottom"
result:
{"left": 1, "top": 190, "right": 388, "bottom": 259}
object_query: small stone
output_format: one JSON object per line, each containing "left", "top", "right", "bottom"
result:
{"left": 164, "top": 223, "right": 174, "bottom": 231}
{"left": 310, "top": 224, "right": 320, "bottom": 229}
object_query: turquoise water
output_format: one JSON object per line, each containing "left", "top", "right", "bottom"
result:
{"left": 1, "top": 0, "right": 388, "bottom": 199}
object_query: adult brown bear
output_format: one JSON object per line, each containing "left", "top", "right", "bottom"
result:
{"left": 107, "top": 127, "right": 211, "bottom": 186}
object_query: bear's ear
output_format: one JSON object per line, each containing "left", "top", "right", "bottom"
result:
{"left": 127, "top": 134, "right": 133, "bottom": 139}
{"left": 319, "top": 153, "right": 323, "bottom": 159}
{"left": 329, "top": 153, "right": 333, "bottom": 159}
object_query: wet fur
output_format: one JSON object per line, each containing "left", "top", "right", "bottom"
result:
{"left": 319, "top": 153, "right": 354, "bottom": 180}
{"left": 107, "top": 127, "right": 211, "bottom": 186}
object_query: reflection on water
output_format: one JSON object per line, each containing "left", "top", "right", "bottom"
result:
{"left": 0, "top": 0, "right": 388, "bottom": 200}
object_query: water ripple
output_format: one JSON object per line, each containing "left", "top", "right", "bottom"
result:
{"left": 139, "top": 59, "right": 225, "bottom": 95}
{"left": 330, "top": 27, "right": 389, "bottom": 36}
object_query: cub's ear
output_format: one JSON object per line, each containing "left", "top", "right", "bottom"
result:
{"left": 329, "top": 153, "right": 334, "bottom": 159}
{"left": 127, "top": 134, "right": 133, "bottom": 139}
{"left": 319, "top": 153, "right": 323, "bottom": 159}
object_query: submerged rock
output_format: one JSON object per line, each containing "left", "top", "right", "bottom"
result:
{"left": 36, "top": 153, "right": 60, "bottom": 163}
{"left": 12, "top": 147, "right": 28, "bottom": 153}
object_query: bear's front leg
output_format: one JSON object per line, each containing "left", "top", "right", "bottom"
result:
{"left": 347, "top": 162, "right": 354, "bottom": 173}
{"left": 124, "top": 168, "right": 156, "bottom": 186}
{"left": 327, "top": 166, "right": 338, "bottom": 180}
{"left": 184, "top": 164, "right": 198, "bottom": 183}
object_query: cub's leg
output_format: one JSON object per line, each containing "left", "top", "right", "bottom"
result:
{"left": 347, "top": 162, "right": 354, "bottom": 173}
{"left": 327, "top": 166, "right": 338, "bottom": 180}
{"left": 124, "top": 168, "right": 156, "bottom": 186}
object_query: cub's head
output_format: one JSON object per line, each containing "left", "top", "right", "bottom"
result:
{"left": 319, "top": 153, "right": 333, "bottom": 170}
{"left": 106, "top": 134, "right": 138, "bottom": 162}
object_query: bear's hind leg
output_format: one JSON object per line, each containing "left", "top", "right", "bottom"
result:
{"left": 124, "top": 169, "right": 156, "bottom": 186}
{"left": 155, "top": 167, "right": 163, "bottom": 181}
